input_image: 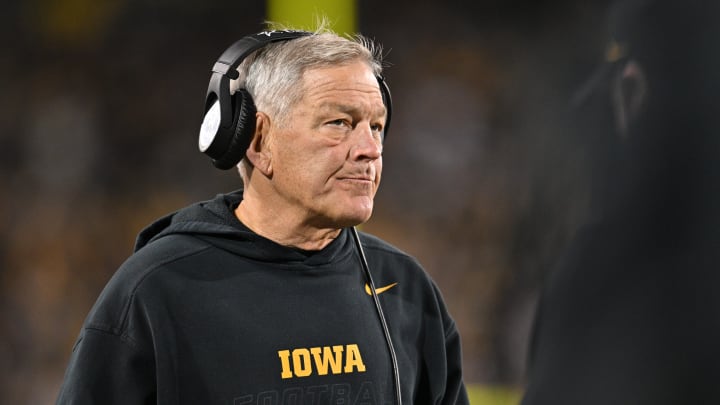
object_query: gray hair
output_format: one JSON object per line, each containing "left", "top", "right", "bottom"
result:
{"left": 230, "top": 23, "right": 384, "bottom": 127}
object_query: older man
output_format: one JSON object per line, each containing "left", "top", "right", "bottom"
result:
{"left": 56, "top": 23, "right": 468, "bottom": 405}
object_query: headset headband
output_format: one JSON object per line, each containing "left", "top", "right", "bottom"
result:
{"left": 205, "top": 31, "right": 312, "bottom": 139}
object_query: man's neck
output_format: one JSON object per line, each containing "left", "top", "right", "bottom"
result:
{"left": 235, "top": 199, "right": 342, "bottom": 251}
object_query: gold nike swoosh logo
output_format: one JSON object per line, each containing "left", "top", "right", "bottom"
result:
{"left": 365, "top": 282, "right": 398, "bottom": 296}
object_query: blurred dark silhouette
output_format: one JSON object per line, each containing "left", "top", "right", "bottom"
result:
{"left": 522, "top": 0, "right": 720, "bottom": 403}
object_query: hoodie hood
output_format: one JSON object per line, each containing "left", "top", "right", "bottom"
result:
{"left": 134, "top": 189, "right": 353, "bottom": 267}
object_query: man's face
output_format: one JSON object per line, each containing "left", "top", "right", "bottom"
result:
{"left": 266, "top": 60, "right": 386, "bottom": 229}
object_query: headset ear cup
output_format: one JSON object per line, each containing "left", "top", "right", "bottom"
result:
{"left": 212, "top": 89, "right": 258, "bottom": 170}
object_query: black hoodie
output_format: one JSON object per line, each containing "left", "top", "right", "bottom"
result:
{"left": 56, "top": 190, "right": 468, "bottom": 404}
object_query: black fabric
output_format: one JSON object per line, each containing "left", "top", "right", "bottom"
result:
{"left": 56, "top": 190, "right": 468, "bottom": 404}
{"left": 522, "top": 219, "right": 720, "bottom": 405}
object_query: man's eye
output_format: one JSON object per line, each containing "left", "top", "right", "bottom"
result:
{"left": 328, "top": 119, "right": 348, "bottom": 126}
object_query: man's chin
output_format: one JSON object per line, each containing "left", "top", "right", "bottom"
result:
{"left": 332, "top": 206, "right": 374, "bottom": 229}
{"left": 315, "top": 195, "right": 375, "bottom": 228}
{"left": 339, "top": 212, "right": 373, "bottom": 228}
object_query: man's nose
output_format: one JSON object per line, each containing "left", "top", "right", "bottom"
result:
{"left": 351, "top": 123, "right": 383, "bottom": 160}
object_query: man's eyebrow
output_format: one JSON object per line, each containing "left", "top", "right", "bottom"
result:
{"left": 318, "top": 101, "right": 387, "bottom": 118}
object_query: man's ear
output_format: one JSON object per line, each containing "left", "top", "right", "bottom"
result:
{"left": 245, "top": 112, "right": 273, "bottom": 176}
{"left": 612, "top": 59, "right": 647, "bottom": 139}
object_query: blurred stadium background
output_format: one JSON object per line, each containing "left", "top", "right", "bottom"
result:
{"left": 0, "top": 0, "right": 611, "bottom": 403}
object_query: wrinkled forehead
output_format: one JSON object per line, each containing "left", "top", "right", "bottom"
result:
{"left": 299, "top": 58, "right": 377, "bottom": 84}
{"left": 296, "top": 61, "right": 381, "bottom": 101}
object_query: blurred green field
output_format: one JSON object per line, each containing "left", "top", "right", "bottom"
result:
{"left": 467, "top": 384, "right": 522, "bottom": 405}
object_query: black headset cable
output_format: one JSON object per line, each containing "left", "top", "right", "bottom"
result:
{"left": 351, "top": 226, "right": 402, "bottom": 405}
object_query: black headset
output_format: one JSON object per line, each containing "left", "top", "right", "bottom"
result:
{"left": 198, "top": 30, "right": 393, "bottom": 170}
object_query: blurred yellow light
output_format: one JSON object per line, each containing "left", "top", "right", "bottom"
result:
{"left": 267, "top": 0, "right": 357, "bottom": 35}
